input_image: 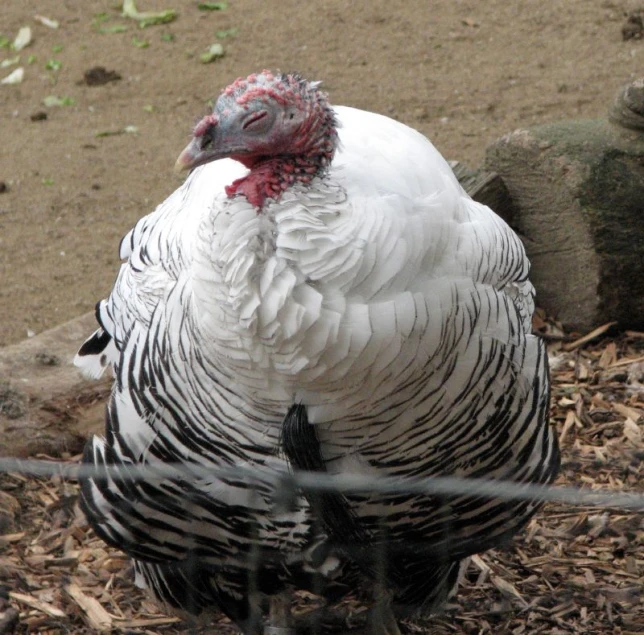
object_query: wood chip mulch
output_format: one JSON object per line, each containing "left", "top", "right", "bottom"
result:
{"left": 1, "top": 312, "right": 644, "bottom": 634}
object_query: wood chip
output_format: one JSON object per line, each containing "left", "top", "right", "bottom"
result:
{"left": 563, "top": 322, "right": 618, "bottom": 351}
{"left": 623, "top": 418, "right": 642, "bottom": 444}
{"left": 115, "top": 616, "right": 182, "bottom": 627}
{"left": 608, "top": 354, "right": 644, "bottom": 368}
{"left": 9, "top": 591, "right": 67, "bottom": 618}
{"left": 597, "top": 342, "right": 617, "bottom": 368}
{"left": 559, "top": 410, "right": 579, "bottom": 444}
{"left": 0, "top": 532, "right": 25, "bottom": 546}
{"left": 613, "top": 402, "right": 643, "bottom": 422}
{"left": 491, "top": 575, "right": 529, "bottom": 608}
{"left": 64, "top": 581, "right": 113, "bottom": 631}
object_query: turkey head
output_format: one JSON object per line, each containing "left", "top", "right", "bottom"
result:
{"left": 175, "top": 71, "right": 338, "bottom": 208}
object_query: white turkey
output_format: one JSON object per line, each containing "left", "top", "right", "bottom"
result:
{"left": 76, "top": 70, "right": 559, "bottom": 634}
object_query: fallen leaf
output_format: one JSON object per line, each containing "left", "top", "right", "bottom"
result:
{"left": 42, "top": 95, "right": 76, "bottom": 107}
{"left": 122, "top": 0, "right": 178, "bottom": 28}
{"left": 199, "top": 42, "right": 224, "bottom": 63}
{"left": 34, "top": 15, "right": 59, "bottom": 29}
{"left": 12, "top": 27, "right": 32, "bottom": 51}
{"left": 1, "top": 67, "right": 24, "bottom": 84}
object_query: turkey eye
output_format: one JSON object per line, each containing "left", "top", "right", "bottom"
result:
{"left": 242, "top": 110, "right": 268, "bottom": 130}
{"left": 199, "top": 126, "right": 215, "bottom": 150}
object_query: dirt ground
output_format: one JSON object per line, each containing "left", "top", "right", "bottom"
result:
{"left": 1, "top": 0, "right": 644, "bottom": 346}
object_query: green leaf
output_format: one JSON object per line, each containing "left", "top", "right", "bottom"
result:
{"left": 139, "top": 13, "right": 176, "bottom": 28}
{"left": 0, "top": 55, "right": 20, "bottom": 69}
{"left": 0, "top": 36, "right": 11, "bottom": 49}
{"left": 27, "top": 54, "right": 37, "bottom": 64}
{"left": 132, "top": 37, "right": 149, "bottom": 48}
{"left": 92, "top": 12, "right": 129, "bottom": 33}
{"left": 215, "top": 27, "right": 238, "bottom": 38}
{"left": 198, "top": 1, "right": 228, "bottom": 10}
{"left": 160, "top": 32, "right": 174, "bottom": 41}
{"left": 199, "top": 42, "right": 224, "bottom": 63}
{"left": 122, "top": 0, "right": 178, "bottom": 28}
{"left": 143, "top": 104, "right": 155, "bottom": 112}
{"left": 42, "top": 95, "right": 76, "bottom": 107}
{"left": 95, "top": 130, "right": 120, "bottom": 138}
{"left": 42, "top": 178, "right": 55, "bottom": 185}
{"left": 45, "top": 58, "right": 62, "bottom": 71}
{"left": 52, "top": 44, "right": 64, "bottom": 53}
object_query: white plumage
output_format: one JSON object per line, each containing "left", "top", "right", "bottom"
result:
{"left": 76, "top": 74, "right": 558, "bottom": 634}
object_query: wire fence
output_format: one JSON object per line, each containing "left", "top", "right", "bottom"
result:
{"left": 1, "top": 456, "right": 643, "bottom": 512}
{"left": 2, "top": 453, "right": 644, "bottom": 633}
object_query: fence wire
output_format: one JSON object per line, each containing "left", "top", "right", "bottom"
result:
{"left": 2, "top": 454, "right": 644, "bottom": 634}
{"left": 1, "top": 456, "right": 643, "bottom": 513}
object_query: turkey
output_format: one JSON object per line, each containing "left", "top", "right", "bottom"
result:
{"left": 76, "top": 70, "right": 559, "bottom": 634}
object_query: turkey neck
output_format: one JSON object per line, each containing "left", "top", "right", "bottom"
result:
{"left": 224, "top": 155, "right": 325, "bottom": 209}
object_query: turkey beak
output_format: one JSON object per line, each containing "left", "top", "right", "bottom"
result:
{"left": 174, "top": 114, "right": 226, "bottom": 174}
{"left": 174, "top": 137, "right": 220, "bottom": 174}
{"left": 174, "top": 137, "right": 206, "bottom": 174}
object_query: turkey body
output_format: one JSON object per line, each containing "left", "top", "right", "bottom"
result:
{"left": 78, "top": 104, "right": 559, "bottom": 629}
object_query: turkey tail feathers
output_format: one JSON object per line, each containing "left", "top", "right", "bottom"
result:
{"left": 74, "top": 328, "right": 116, "bottom": 379}
{"left": 74, "top": 302, "right": 118, "bottom": 379}
{"left": 281, "top": 404, "right": 367, "bottom": 545}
